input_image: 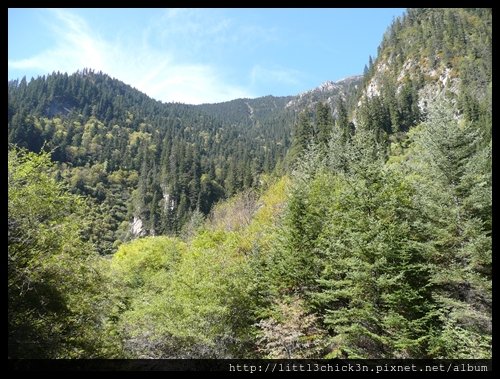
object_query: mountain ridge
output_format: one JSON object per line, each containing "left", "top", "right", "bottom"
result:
{"left": 8, "top": 68, "right": 363, "bottom": 114}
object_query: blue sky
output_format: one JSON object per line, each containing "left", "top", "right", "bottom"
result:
{"left": 8, "top": 8, "right": 406, "bottom": 105}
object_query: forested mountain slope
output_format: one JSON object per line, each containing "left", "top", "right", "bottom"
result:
{"left": 8, "top": 70, "right": 359, "bottom": 254}
{"left": 8, "top": 8, "right": 491, "bottom": 360}
{"left": 355, "top": 8, "right": 491, "bottom": 136}
{"left": 8, "top": 70, "right": 287, "bottom": 253}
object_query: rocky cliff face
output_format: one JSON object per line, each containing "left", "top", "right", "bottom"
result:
{"left": 352, "top": 8, "right": 491, "bottom": 131}
{"left": 286, "top": 75, "right": 363, "bottom": 115}
{"left": 360, "top": 56, "right": 459, "bottom": 116}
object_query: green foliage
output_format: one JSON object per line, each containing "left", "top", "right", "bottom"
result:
{"left": 111, "top": 237, "right": 227, "bottom": 357}
{"left": 100, "top": 177, "right": 290, "bottom": 358}
{"left": 288, "top": 110, "right": 313, "bottom": 162}
{"left": 8, "top": 148, "right": 114, "bottom": 358}
{"left": 288, "top": 102, "right": 337, "bottom": 164}
{"left": 277, "top": 131, "right": 434, "bottom": 358}
{"left": 315, "top": 102, "right": 334, "bottom": 145}
{"left": 402, "top": 98, "right": 491, "bottom": 358}
{"left": 264, "top": 96, "right": 490, "bottom": 358}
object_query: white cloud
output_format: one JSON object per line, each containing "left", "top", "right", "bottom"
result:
{"left": 141, "top": 64, "right": 251, "bottom": 104}
{"left": 8, "top": 8, "right": 254, "bottom": 104}
{"left": 9, "top": 9, "right": 108, "bottom": 74}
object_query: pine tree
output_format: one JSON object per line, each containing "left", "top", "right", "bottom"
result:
{"left": 288, "top": 111, "right": 313, "bottom": 163}
{"left": 315, "top": 102, "right": 334, "bottom": 146}
{"left": 336, "top": 97, "right": 353, "bottom": 143}
{"left": 404, "top": 98, "right": 491, "bottom": 358}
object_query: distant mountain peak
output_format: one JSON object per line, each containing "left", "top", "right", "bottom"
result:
{"left": 296, "top": 76, "right": 363, "bottom": 97}
{"left": 317, "top": 80, "right": 338, "bottom": 92}
{"left": 286, "top": 75, "right": 363, "bottom": 110}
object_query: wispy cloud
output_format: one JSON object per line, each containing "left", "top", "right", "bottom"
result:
{"left": 9, "top": 9, "right": 256, "bottom": 104}
{"left": 9, "top": 9, "right": 108, "bottom": 74}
